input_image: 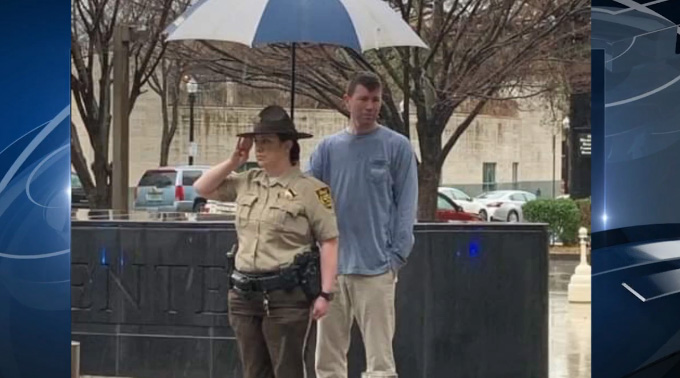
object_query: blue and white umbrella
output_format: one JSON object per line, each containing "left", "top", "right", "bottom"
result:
{"left": 165, "top": 0, "right": 427, "bottom": 116}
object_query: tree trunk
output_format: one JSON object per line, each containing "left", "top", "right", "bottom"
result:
{"left": 417, "top": 163, "right": 440, "bottom": 222}
{"left": 416, "top": 131, "right": 442, "bottom": 221}
{"left": 159, "top": 84, "right": 170, "bottom": 166}
{"left": 91, "top": 126, "right": 112, "bottom": 209}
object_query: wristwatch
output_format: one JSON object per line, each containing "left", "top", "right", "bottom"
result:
{"left": 318, "top": 291, "right": 334, "bottom": 301}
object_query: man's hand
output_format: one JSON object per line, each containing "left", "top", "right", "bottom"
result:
{"left": 231, "top": 137, "right": 253, "bottom": 167}
{"left": 312, "top": 296, "right": 330, "bottom": 320}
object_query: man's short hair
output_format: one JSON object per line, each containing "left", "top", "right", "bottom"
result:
{"left": 346, "top": 71, "right": 382, "bottom": 96}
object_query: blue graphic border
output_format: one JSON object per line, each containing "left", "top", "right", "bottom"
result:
{"left": 0, "top": 1, "right": 71, "bottom": 377}
{"left": 592, "top": 0, "right": 680, "bottom": 377}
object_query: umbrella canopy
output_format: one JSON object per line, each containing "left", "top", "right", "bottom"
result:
{"left": 165, "top": 0, "right": 427, "bottom": 51}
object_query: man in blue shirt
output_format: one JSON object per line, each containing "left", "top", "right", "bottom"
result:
{"left": 309, "top": 72, "right": 418, "bottom": 378}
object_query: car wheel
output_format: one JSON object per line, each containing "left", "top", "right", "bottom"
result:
{"left": 479, "top": 210, "right": 488, "bottom": 221}
{"left": 507, "top": 211, "right": 519, "bottom": 223}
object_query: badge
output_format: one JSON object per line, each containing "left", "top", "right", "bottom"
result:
{"left": 284, "top": 189, "right": 296, "bottom": 200}
{"left": 315, "top": 187, "right": 333, "bottom": 210}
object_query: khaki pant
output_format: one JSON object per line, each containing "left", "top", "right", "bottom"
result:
{"left": 229, "top": 287, "right": 315, "bottom": 378}
{"left": 315, "top": 271, "right": 398, "bottom": 378}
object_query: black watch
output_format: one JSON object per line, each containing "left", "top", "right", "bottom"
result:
{"left": 318, "top": 291, "right": 334, "bottom": 301}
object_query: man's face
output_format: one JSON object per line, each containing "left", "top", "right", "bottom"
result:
{"left": 344, "top": 84, "right": 382, "bottom": 129}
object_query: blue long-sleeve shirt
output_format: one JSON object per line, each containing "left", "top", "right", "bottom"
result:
{"left": 307, "top": 126, "right": 418, "bottom": 275}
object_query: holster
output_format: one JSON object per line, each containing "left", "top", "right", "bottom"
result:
{"left": 226, "top": 243, "right": 321, "bottom": 302}
{"left": 294, "top": 246, "right": 322, "bottom": 302}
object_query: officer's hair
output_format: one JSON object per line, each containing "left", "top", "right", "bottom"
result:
{"left": 277, "top": 134, "right": 301, "bottom": 165}
{"left": 346, "top": 71, "right": 382, "bottom": 96}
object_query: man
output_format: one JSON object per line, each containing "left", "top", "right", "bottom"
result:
{"left": 309, "top": 72, "right": 418, "bottom": 378}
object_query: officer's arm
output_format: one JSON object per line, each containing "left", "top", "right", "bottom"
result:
{"left": 319, "top": 237, "right": 338, "bottom": 294}
{"left": 194, "top": 159, "right": 244, "bottom": 202}
{"left": 307, "top": 185, "right": 339, "bottom": 294}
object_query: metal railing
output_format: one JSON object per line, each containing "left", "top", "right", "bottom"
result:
{"left": 71, "top": 208, "right": 235, "bottom": 222}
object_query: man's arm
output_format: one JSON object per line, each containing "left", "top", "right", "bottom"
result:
{"left": 389, "top": 138, "right": 418, "bottom": 270}
{"left": 306, "top": 140, "right": 326, "bottom": 183}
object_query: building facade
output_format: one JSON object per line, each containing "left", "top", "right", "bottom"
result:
{"left": 72, "top": 86, "right": 563, "bottom": 198}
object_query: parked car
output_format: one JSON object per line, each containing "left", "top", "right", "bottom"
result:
{"left": 474, "top": 190, "right": 537, "bottom": 222}
{"left": 436, "top": 193, "right": 483, "bottom": 222}
{"left": 191, "top": 197, "right": 236, "bottom": 221}
{"left": 190, "top": 162, "right": 259, "bottom": 214}
{"left": 133, "top": 165, "right": 211, "bottom": 212}
{"left": 438, "top": 187, "right": 488, "bottom": 220}
{"left": 71, "top": 172, "right": 89, "bottom": 209}
{"left": 236, "top": 161, "right": 259, "bottom": 172}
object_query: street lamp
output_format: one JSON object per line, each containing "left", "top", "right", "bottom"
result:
{"left": 187, "top": 77, "right": 198, "bottom": 165}
{"left": 557, "top": 116, "right": 570, "bottom": 197}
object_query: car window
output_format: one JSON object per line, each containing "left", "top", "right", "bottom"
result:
{"left": 438, "top": 189, "right": 454, "bottom": 199}
{"left": 438, "top": 194, "right": 463, "bottom": 212}
{"left": 510, "top": 194, "right": 525, "bottom": 201}
{"left": 454, "top": 189, "right": 471, "bottom": 201}
{"left": 71, "top": 173, "right": 82, "bottom": 189}
{"left": 524, "top": 193, "right": 537, "bottom": 201}
{"left": 182, "top": 170, "right": 203, "bottom": 186}
{"left": 437, "top": 195, "right": 455, "bottom": 210}
{"left": 138, "top": 170, "right": 177, "bottom": 188}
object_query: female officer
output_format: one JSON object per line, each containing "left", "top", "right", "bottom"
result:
{"left": 193, "top": 105, "right": 338, "bottom": 378}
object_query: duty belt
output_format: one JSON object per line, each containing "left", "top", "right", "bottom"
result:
{"left": 230, "top": 270, "right": 299, "bottom": 293}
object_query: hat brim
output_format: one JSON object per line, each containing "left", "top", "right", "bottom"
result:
{"left": 236, "top": 131, "right": 313, "bottom": 139}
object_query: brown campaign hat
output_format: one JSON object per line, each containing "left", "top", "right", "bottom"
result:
{"left": 236, "top": 105, "right": 313, "bottom": 139}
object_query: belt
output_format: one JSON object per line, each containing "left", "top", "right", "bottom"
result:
{"left": 231, "top": 270, "right": 299, "bottom": 293}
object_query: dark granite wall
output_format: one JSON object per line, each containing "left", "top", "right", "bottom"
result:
{"left": 72, "top": 221, "right": 548, "bottom": 378}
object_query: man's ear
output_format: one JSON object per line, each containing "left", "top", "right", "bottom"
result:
{"left": 343, "top": 94, "right": 351, "bottom": 109}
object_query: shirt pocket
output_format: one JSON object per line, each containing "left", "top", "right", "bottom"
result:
{"left": 267, "top": 200, "right": 308, "bottom": 235}
{"left": 235, "top": 193, "right": 258, "bottom": 227}
{"left": 367, "top": 158, "right": 390, "bottom": 184}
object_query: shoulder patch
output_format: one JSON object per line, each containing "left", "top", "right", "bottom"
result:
{"left": 315, "top": 187, "right": 333, "bottom": 210}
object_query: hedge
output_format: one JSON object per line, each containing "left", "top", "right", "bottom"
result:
{"left": 523, "top": 198, "right": 581, "bottom": 245}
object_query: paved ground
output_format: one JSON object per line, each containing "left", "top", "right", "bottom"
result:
{"left": 549, "top": 291, "right": 591, "bottom": 378}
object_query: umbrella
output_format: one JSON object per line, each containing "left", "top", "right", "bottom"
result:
{"left": 165, "top": 0, "right": 428, "bottom": 119}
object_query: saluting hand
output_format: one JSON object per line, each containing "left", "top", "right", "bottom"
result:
{"left": 232, "top": 137, "right": 253, "bottom": 167}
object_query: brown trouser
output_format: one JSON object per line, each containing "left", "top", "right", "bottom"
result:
{"left": 229, "top": 287, "right": 315, "bottom": 378}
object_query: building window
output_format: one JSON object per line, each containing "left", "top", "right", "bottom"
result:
{"left": 512, "top": 162, "right": 519, "bottom": 190}
{"left": 483, "top": 163, "right": 497, "bottom": 192}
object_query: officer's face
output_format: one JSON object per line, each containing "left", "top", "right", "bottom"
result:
{"left": 344, "top": 84, "right": 382, "bottom": 129}
{"left": 254, "top": 134, "right": 291, "bottom": 168}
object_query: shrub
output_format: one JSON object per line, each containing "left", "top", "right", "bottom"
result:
{"left": 574, "top": 197, "right": 591, "bottom": 234}
{"left": 523, "top": 199, "right": 581, "bottom": 245}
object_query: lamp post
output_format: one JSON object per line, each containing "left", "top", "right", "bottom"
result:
{"left": 557, "top": 116, "right": 570, "bottom": 197}
{"left": 187, "top": 77, "right": 198, "bottom": 165}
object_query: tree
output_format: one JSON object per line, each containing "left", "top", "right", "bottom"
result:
{"left": 71, "top": 0, "right": 190, "bottom": 208}
{"left": 148, "top": 56, "right": 186, "bottom": 166}
{"left": 175, "top": 0, "right": 590, "bottom": 220}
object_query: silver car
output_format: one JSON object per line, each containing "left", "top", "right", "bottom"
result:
{"left": 133, "top": 165, "right": 211, "bottom": 212}
{"left": 474, "top": 190, "right": 537, "bottom": 222}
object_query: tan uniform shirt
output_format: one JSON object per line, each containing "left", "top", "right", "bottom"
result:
{"left": 216, "top": 166, "right": 339, "bottom": 273}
